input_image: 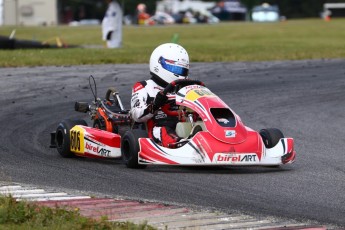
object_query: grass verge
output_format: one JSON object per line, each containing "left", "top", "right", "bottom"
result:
{"left": 0, "top": 195, "right": 155, "bottom": 230}
{"left": 0, "top": 19, "right": 344, "bottom": 67}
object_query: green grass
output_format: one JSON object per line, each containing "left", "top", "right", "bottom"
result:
{"left": 0, "top": 19, "right": 345, "bottom": 67}
{"left": 0, "top": 195, "right": 155, "bottom": 230}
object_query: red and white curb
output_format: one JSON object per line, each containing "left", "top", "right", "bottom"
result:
{"left": 0, "top": 183, "right": 329, "bottom": 230}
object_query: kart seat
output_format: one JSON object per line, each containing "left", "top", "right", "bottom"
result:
{"left": 175, "top": 121, "right": 205, "bottom": 139}
{"left": 104, "top": 100, "right": 129, "bottom": 114}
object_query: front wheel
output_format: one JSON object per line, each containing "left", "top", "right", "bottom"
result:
{"left": 259, "top": 128, "right": 284, "bottom": 148}
{"left": 55, "top": 119, "right": 87, "bottom": 158}
{"left": 121, "top": 129, "right": 148, "bottom": 169}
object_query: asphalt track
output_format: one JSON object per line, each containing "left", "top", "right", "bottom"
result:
{"left": 0, "top": 59, "right": 344, "bottom": 227}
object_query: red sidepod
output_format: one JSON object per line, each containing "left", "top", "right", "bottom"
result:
{"left": 75, "top": 126, "right": 121, "bottom": 159}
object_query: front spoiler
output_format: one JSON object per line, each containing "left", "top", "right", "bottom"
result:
{"left": 138, "top": 137, "right": 295, "bottom": 166}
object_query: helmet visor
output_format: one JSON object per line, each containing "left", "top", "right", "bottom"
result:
{"left": 159, "top": 57, "right": 189, "bottom": 77}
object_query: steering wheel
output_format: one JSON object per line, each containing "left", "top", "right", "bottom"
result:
{"left": 162, "top": 79, "right": 205, "bottom": 96}
{"left": 161, "top": 79, "right": 205, "bottom": 116}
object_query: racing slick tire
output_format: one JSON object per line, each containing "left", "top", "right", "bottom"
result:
{"left": 55, "top": 119, "right": 87, "bottom": 158}
{"left": 259, "top": 128, "right": 284, "bottom": 148}
{"left": 121, "top": 129, "right": 148, "bottom": 169}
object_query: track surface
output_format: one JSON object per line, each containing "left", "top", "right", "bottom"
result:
{"left": 0, "top": 60, "right": 344, "bottom": 227}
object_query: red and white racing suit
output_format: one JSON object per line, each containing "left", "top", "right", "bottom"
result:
{"left": 130, "top": 77, "right": 181, "bottom": 147}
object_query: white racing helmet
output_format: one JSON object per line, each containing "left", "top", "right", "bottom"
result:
{"left": 150, "top": 43, "right": 190, "bottom": 84}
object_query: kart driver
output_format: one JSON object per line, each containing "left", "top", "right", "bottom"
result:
{"left": 130, "top": 43, "right": 190, "bottom": 148}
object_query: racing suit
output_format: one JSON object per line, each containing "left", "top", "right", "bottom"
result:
{"left": 130, "top": 75, "right": 181, "bottom": 147}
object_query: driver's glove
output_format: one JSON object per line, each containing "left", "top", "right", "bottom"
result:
{"left": 152, "top": 91, "right": 168, "bottom": 112}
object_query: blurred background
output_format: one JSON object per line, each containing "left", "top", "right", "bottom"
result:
{"left": 1, "top": 0, "right": 345, "bottom": 27}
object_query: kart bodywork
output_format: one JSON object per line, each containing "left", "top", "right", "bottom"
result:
{"left": 138, "top": 85, "right": 295, "bottom": 166}
{"left": 50, "top": 79, "right": 295, "bottom": 168}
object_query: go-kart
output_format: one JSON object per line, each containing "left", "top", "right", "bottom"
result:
{"left": 50, "top": 77, "right": 296, "bottom": 169}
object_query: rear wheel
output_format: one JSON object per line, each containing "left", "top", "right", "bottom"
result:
{"left": 56, "top": 119, "right": 87, "bottom": 158}
{"left": 117, "top": 125, "right": 130, "bottom": 136}
{"left": 121, "top": 129, "right": 148, "bottom": 169}
{"left": 259, "top": 128, "right": 284, "bottom": 148}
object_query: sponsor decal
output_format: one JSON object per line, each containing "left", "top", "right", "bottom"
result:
{"left": 194, "top": 89, "right": 214, "bottom": 97}
{"left": 214, "top": 153, "right": 257, "bottom": 163}
{"left": 133, "top": 99, "right": 140, "bottom": 107}
{"left": 131, "top": 95, "right": 139, "bottom": 102}
{"left": 225, "top": 130, "right": 236, "bottom": 138}
{"left": 133, "top": 83, "right": 144, "bottom": 93}
{"left": 98, "top": 148, "right": 111, "bottom": 157}
{"left": 85, "top": 142, "right": 111, "bottom": 157}
{"left": 70, "top": 130, "right": 81, "bottom": 151}
{"left": 70, "top": 126, "right": 85, "bottom": 154}
{"left": 155, "top": 111, "right": 167, "bottom": 119}
{"left": 185, "top": 88, "right": 214, "bottom": 101}
{"left": 184, "top": 85, "right": 201, "bottom": 92}
{"left": 185, "top": 85, "right": 200, "bottom": 89}
{"left": 165, "top": 59, "right": 175, "bottom": 64}
{"left": 176, "top": 62, "right": 188, "bottom": 68}
{"left": 217, "top": 118, "right": 230, "bottom": 124}
{"left": 176, "top": 58, "right": 189, "bottom": 67}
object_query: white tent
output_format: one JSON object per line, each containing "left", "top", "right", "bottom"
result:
{"left": 156, "top": 0, "right": 216, "bottom": 15}
{"left": 0, "top": 0, "right": 3, "bottom": 25}
{"left": 323, "top": 3, "right": 345, "bottom": 18}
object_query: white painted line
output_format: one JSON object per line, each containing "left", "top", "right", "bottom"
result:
{"left": 0, "top": 189, "right": 45, "bottom": 195}
{"left": 35, "top": 196, "right": 91, "bottom": 201}
{"left": 18, "top": 196, "right": 91, "bottom": 202}
{"left": 13, "top": 193, "right": 68, "bottom": 198}
{"left": 0, "top": 185, "right": 22, "bottom": 191}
